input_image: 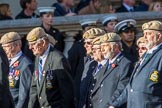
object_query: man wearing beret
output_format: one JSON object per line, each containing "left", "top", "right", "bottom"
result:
{"left": 91, "top": 33, "right": 133, "bottom": 108}
{"left": 78, "top": 28, "right": 106, "bottom": 108}
{"left": 0, "top": 32, "right": 33, "bottom": 108}
{"left": 85, "top": 30, "right": 109, "bottom": 108}
{"left": 26, "top": 27, "right": 74, "bottom": 108}
{"left": 68, "top": 19, "right": 97, "bottom": 79}
{"left": 0, "top": 45, "right": 14, "bottom": 108}
{"left": 109, "top": 20, "right": 162, "bottom": 108}
{"left": 114, "top": 19, "right": 139, "bottom": 64}
{"left": 68, "top": 19, "right": 97, "bottom": 105}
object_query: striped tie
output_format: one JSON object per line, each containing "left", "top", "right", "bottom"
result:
{"left": 38, "top": 58, "right": 43, "bottom": 81}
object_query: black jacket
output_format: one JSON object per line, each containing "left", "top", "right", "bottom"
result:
{"left": 0, "top": 46, "right": 14, "bottom": 108}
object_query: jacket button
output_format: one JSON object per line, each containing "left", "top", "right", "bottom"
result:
{"left": 90, "top": 104, "right": 92, "bottom": 106}
{"left": 100, "top": 84, "right": 103, "bottom": 88}
{"left": 41, "top": 107, "right": 44, "bottom": 108}
{"left": 91, "top": 90, "right": 93, "bottom": 92}
{"left": 130, "top": 89, "right": 133, "bottom": 92}
{"left": 99, "top": 99, "right": 102, "bottom": 103}
{"left": 92, "top": 83, "right": 95, "bottom": 86}
{"left": 39, "top": 97, "right": 42, "bottom": 99}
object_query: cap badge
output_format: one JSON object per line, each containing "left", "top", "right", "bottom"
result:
{"left": 127, "top": 22, "right": 131, "bottom": 27}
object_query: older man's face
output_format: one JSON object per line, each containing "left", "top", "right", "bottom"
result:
{"left": 2, "top": 42, "right": 16, "bottom": 58}
{"left": 92, "top": 44, "right": 103, "bottom": 61}
{"left": 84, "top": 38, "right": 93, "bottom": 56}
{"left": 28, "top": 39, "right": 45, "bottom": 56}
{"left": 143, "top": 30, "right": 159, "bottom": 50}
{"left": 101, "top": 42, "right": 115, "bottom": 59}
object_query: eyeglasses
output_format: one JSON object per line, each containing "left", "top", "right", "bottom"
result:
{"left": 138, "top": 47, "right": 147, "bottom": 50}
{"left": 84, "top": 41, "right": 92, "bottom": 45}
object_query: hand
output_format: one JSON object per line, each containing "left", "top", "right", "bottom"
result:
{"left": 109, "top": 106, "right": 115, "bottom": 108}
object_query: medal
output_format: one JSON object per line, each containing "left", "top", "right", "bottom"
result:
{"left": 15, "top": 76, "right": 19, "bottom": 80}
{"left": 8, "top": 75, "right": 12, "bottom": 80}
{"left": 9, "top": 79, "right": 14, "bottom": 87}
{"left": 42, "top": 71, "right": 46, "bottom": 76}
{"left": 35, "top": 70, "right": 38, "bottom": 80}
{"left": 46, "top": 80, "right": 53, "bottom": 89}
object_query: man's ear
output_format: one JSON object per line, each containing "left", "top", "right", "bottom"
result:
{"left": 42, "top": 38, "right": 46, "bottom": 47}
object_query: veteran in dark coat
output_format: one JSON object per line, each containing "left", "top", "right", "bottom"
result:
{"left": 0, "top": 46, "right": 14, "bottom": 108}
{"left": 109, "top": 21, "right": 162, "bottom": 108}
{"left": 68, "top": 19, "right": 97, "bottom": 106}
{"left": 91, "top": 33, "right": 133, "bottom": 108}
{"left": 85, "top": 32, "right": 108, "bottom": 108}
{"left": 26, "top": 27, "right": 74, "bottom": 108}
{"left": 78, "top": 28, "right": 105, "bottom": 108}
{"left": 0, "top": 32, "right": 33, "bottom": 108}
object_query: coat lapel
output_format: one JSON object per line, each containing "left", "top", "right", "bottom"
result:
{"left": 38, "top": 47, "right": 52, "bottom": 96}
{"left": 133, "top": 47, "right": 161, "bottom": 78}
{"left": 101, "top": 55, "right": 123, "bottom": 83}
{"left": 92, "top": 62, "right": 108, "bottom": 94}
{"left": 130, "top": 45, "right": 162, "bottom": 85}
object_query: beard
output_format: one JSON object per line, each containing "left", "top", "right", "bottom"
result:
{"left": 146, "top": 38, "right": 157, "bottom": 50}
{"left": 104, "top": 49, "right": 114, "bottom": 59}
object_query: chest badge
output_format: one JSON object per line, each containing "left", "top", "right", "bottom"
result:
{"left": 150, "top": 70, "right": 158, "bottom": 82}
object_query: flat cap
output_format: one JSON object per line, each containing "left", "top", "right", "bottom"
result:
{"left": 26, "top": 27, "right": 47, "bottom": 42}
{"left": 142, "top": 20, "right": 162, "bottom": 31}
{"left": 83, "top": 28, "right": 105, "bottom": 39}
{"left": 26, "top": 27, "right": 57, "bottom": 45}
{"left": 0, "top": 32, "right": 21, "bottom": 45}
{"left": 92, "top": 37, "right": 101, "bottom": 45}
{"left": 100, "top": 32, "right": 121, "bottom": 43}
{"left": 115, "top": 19, "right": 136, "bottom": 33}
{"left": 101, "top": 15, "right": 118, "bottom": 26}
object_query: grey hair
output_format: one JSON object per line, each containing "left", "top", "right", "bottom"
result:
{"left": 110, "top": 41, "right": 122, "bottom": 50}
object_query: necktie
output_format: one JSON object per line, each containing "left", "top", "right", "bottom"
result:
{"left": 38, "top": 58, "right": 43, "bottom": 81}
{"left": 95, "top": 64, "right": 102, "bottom": 74}
{"left": 108, "top": 63, "right": 112, "bottom": 69}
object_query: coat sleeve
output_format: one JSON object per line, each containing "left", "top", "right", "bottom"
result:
{"left": 106, "top": 61, "right": 134, "bottom": 108}
{"left": 57, "top": 57, "right": 75, "bottom": 108}
{"left": 0, "top": 47, "right": 14, "bottom": 108}
{"left": 109, "top": 86, "right": 128, "bottom": 107}
{"left": 16, "top": 64, "right": 33, "bottom": 108}
{"left": 28, "top": 70, "right": 38, "bottom": 108}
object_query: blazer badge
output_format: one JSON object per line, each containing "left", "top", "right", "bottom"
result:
{"left": 150, "top": 70, "right": 158, "bottom": 82}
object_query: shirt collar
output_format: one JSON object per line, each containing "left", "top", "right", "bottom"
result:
{"left": 98, "top": 59, "right": 108, "bottom": 66}
{"left": 39, "top": 44, "right": 50, "bottom": 60}
{"left": 123, "top": 3, "right": 134, "bottom": 11}
{"left": 39, "top": 44, "right": 51, "bottom": 68}
{"left": 9, "top": 51, "right": 22, "bottom": 66}
{"left": 147, "top": 43, "right": 162, "bottom": 54}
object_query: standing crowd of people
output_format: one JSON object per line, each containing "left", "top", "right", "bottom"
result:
{"left": 0, "top": 0, "right": 162, "bottom": 108}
